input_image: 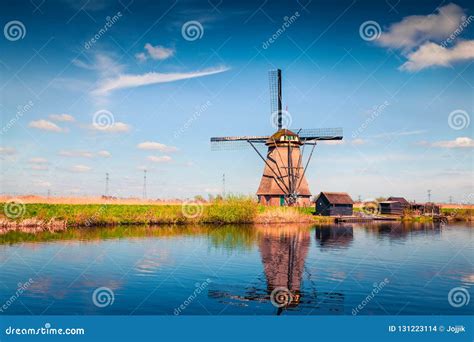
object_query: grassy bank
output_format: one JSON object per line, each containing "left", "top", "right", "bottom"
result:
{"left": 1, "top": 197, "right": 328, "bottom": 232}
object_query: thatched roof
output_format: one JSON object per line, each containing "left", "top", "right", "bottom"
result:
{"left": 318, "top": 192, "right": 354, "bottom": 205}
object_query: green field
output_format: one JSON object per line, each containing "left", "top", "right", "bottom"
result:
{"left": 1, "top": 197, "right": 325, "bottom": 228}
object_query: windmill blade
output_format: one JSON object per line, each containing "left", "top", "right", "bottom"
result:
{"left": 268, "top": 69, "right": 282, "bottom": 129}
{"left": 210, "top": 135, "right": 268, "bottom": 151}
{"left": 296, "top": 128, "right": 343, "bottom": 141}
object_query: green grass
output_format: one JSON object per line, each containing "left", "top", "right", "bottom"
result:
{"left": 1, "top": 197, "right": 258, "bottom": 226}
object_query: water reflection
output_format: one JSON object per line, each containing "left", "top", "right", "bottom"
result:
{"left": 0, "top": 222, "right": 470, "bottom": 315}
{"left": 315, "top": 225, "right": 353, "bottom": 249}
{"left": 365, "top": 222, "right": 442, "bottom": 240}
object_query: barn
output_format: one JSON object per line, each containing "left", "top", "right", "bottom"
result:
{"left": 314, "top": 192, "right": 354, "bottom": 216}
{"left": 379, "top": 201, "right": 404, "bottom": 215}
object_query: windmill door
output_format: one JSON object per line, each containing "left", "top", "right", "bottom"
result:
{"left": 280, "top": 195, "right": 284, "bottom": 206}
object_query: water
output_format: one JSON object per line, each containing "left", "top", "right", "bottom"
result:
{"left": 0, "top": 223, "right": 472, "bottom": 315}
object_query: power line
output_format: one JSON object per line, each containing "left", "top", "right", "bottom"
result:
{"left": 222, "top": 173, "right": 226, "bottom": 197}
{"left": 105, "top": 173, "right": 109, "bottom": 196}
{"left": 143, "top": 169, "right": 147, "bottom": 199}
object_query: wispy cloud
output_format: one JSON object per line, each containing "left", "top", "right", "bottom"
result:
{"left": 69, "top": 164, "right": 92, "bottom": 173}
{"left": 29, "top": 157, "right": 48, "bottom": 164}
{"left": 431, "top": 137, "right": 474, "bottom": 148}
{"left": 59, "top": 150, "right": 94, "bottom": 158}
{"left": 28, "top": 157, "right": 48, "bottom": 170}
{"left": 147, "top": 155, "right": 172, "bottom": 163}
{"left": 137, "top": 141, "right": 178, "bottom": 152}
{"left": 49, "top": 114, "right": 75, "bottom": 122}
{"left": 29, "top": 120, "right": 67, "bottom": 132}
{"left": 0, "top": 147, "right": 16, "bottom": 155}
{"left": 372, "top": 130, "right": 427, "bottom": 138}
{"left": 59, "top": 149, "right": 111, "bottom": 158}
{"left": 92, "top": 66, "right": 229, "bottom": 96}
{"left": 97, "top": 150, "right": 111, "bottom": 157}
{"left": 88, "top": 122, "right": 131, "bottom": 133}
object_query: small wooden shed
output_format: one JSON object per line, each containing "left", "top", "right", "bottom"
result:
{"left": 315, "top": 192, "right": 354, "bottom": 216}
{"left": 380, "top": 201, "right": 403, "bottom": 215}
{"left": 387, "top": 197, "right": 410, "bottom": 208}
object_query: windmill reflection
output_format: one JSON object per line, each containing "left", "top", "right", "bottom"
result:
{"left": 259, "top": 225, "right": 310, "bottom": 312}
{"left": 208, "top": 225, "right": 345, "bottom": 314}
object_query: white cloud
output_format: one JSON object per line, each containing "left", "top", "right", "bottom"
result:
{"left": 31, "top": 165, "right": 49, "bottom": 170}
{"left": 60, "top": 150, "right": 112, "bottom": 158}
{"left": 352, "top": 138, "right": 366, "bottom": 145}
{"left": 377, "top": 3, "right": 465, "bottom": 50}
{"left": 29, "top": 120, "right": 66, "bottom": 132}
{"left": 372, "top": 130, "right": 427, "bottom": 138}
{"left": 137, "top": 141, "right": 178, "bottom": 152}
{"left": 321, "top": 140, "right": 344, "bottom": 145}
{"left": 400, "top": 40, "right": 474, "bottom": 71}
{"left": 29, "top": 157, "right": 48, "bottom": 170}
{"left": 59, "top": 150, "right": 94, "bottom": 158}
{"left": 0, "top": 147, "right": 16, "bottom": 155}
{"left": 147, "top": 155, "right": 172, "bottom": 163}
{"left": 97, "top": 150, "right": 111, "bottom": 157}
{"left": 49, "top": 114, "right": 75, "bottom": 122}
{"left": 88, "top": 122, "right": 131, "bottom": 133}
{"left": 70, "top": 164, "right": 92, "bottom": 172}
{"left": 432, "top": 137, "right": 474, "bottom": 148}
{"left": 35, "top": 180, "right": 52, "bottom": 187}
{"left": 143, "top": 43, "right": 175, "bottom": 60}
{"left": 29, "top": 157, "right": 48, "bottom": 164}
{"left": 92, "top": 66, "right": 229, "bottom": 96}
{"left": 135, "top": 52, "right": 147, "bottom": 62}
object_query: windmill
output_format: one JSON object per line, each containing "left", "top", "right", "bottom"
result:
{"left": 210, "top": 69, "right": 343, "bottom": 206}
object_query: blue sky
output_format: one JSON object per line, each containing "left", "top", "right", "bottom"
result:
{"left": 1, "top": 0, "right": 473, "bottom": 202}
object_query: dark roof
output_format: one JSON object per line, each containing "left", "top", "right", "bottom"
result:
{"left": 387, "top": 197, "right": 410, "bottom": 205}
{"left": 318, "top": 192, "right": 354, "bottom": 205}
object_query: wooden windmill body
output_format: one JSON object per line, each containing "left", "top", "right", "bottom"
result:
{"left": 257, "top": 129, "right": 311, "bottom": 206}
{"left": 211, "top": 69, "right": 343, "bottom": 206}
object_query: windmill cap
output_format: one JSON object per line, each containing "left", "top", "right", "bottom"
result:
{"left": 266, "top": 129, "right": 302, "bottom": 145}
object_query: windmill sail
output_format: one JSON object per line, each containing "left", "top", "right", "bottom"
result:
{"left": 268, "top": 69, "right": 282, "bottom": 129}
